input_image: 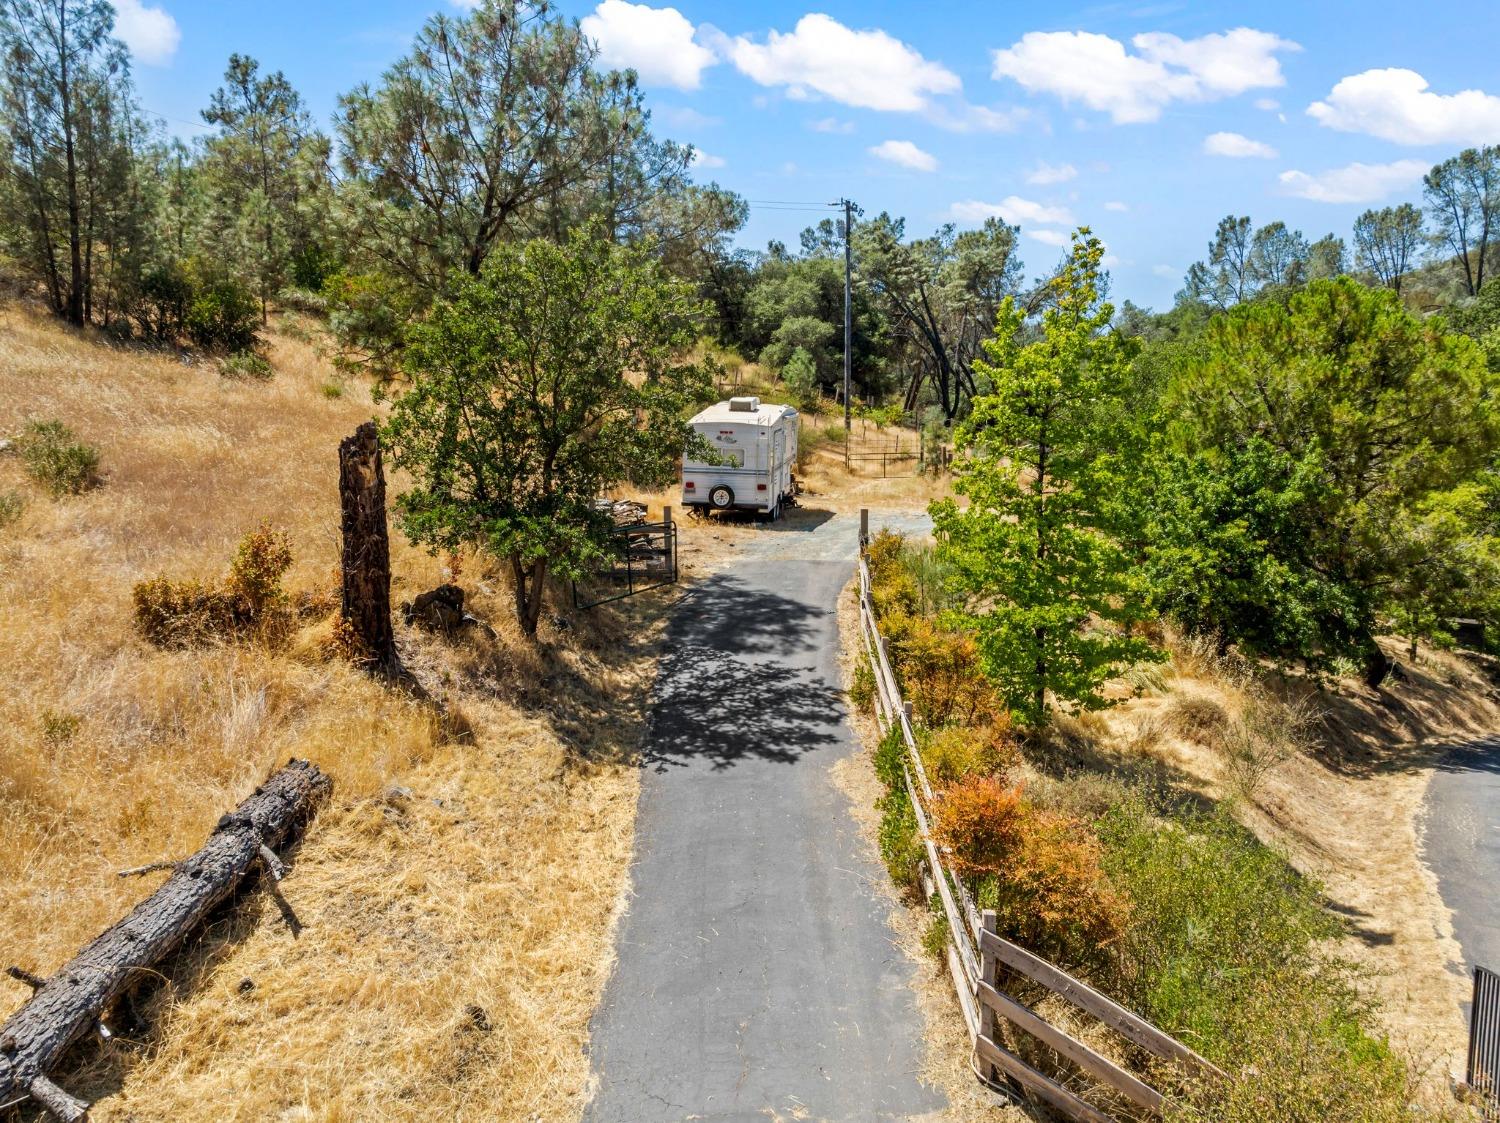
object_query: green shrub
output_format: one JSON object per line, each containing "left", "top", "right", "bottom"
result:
{"left": 873, "top": 726, "right": 925, "bottom": 892}
{"left": 920, "top": 908, "right": 950, "bottom": 962}
{"left": 18, "top": 420, "right": 100, "bottom": 496}
{"left": 849, "top": 656, "right": 876, "bottom": 714}
{"left": 219, "top": 351, "right": 273, "bottom": 380}
{"left": 132, "top": 577, "right": 240, "bottom": 647}
{"left": 186, "top": 279, "right": 259, "bottom": 352}
{"left": 1098, "top": 799, "right": 1369, "bottom": 1060}
{"left": 781, "top": 346, "right": 821, "bottom": 412}
{"left": 226, "top": 522, "right": 293, "bottom": 617}
{"left": 919, "top": 723, "right": 1019, "bottom": 786}
{"left": 877, "top": 783, "right": 924, "bottom": 893}
{"left": 872, "top": 724, "right": 909, "bottom": 791}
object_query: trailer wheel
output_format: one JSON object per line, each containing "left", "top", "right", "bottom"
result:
{"left": 709, "top": 484, "right": 735, "bottom": 510}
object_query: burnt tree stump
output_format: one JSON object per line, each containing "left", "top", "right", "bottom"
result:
{"left": 0, "top": 759, "right": 332, "bottom": 1119}
{"left": 339, "top": 421, "right": 397, "bottom": 673}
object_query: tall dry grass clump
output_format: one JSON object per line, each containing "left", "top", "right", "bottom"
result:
{"left": 0, "top": 305, "right": 661, "bottom": 1121}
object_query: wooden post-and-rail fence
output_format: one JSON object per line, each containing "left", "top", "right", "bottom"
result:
{"left": 855, "top": 510, "right": 1223, "bottom": 1122}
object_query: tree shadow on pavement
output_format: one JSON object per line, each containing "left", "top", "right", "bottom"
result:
{"left": 645, "top": 574, "right": 845, "bottom": 771}
{"left": 666, "top": 572, "right": 827, "bottom": 658}
{"left": 647, "top": 643, "right": 846, "bottom": 771}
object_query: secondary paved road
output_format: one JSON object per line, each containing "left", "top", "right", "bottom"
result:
{"left": 1422, "top": 738, "right": 1500, "bottom": 979}
{"left": 584, "top": 510, "right": 942, "bottom": 1123}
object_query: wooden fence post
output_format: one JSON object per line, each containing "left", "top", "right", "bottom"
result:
{"left": 859, "top": 507, "right": 869, "bottom": 552}
{"left": 339, "top": 421, "right": 397, "bottom": 673}
{"left": 980, "top": 909, "right": 1000, "bottom": 1080}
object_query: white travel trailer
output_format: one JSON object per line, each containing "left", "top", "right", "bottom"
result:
{"left": 681, "top": 397, "right": 799, "bottom": 518}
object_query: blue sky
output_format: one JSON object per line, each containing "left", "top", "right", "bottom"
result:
{"left": 117, "top": 0, "right": 1500, "bottom": 308}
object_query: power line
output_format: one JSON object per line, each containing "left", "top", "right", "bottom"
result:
{"left": 743, "top": 199, "right": 839, "bottom": 208}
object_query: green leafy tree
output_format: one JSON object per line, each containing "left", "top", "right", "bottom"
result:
{"left": 1165, "top": 277, "right": 1498, "bottom": 680}
{"left": 857, "top": 213, "right": 1024, "bottom": 421}
{"left": 1424, "top": 146, "right": 1499, "bottom": 296}
{"left": 383, "top": 227, "right": 712, "bottom": 636}
{"left": 780, "top": 346, "right": 819, "bottom": 412}
{"left": 1383, "top": 483, "right": 1499, "bottom": 659}
{"left": 199, "top": 54, "right": 324, "bottom": 324}
{"left": 0, "top": 0, "right": 141, "bottom": 325}
{"left": 334, "top": 0, "right": 647, "bottom": 296}
{"left": 1353, "top": 203, "right": 1424, "bottom": 294}
{"left": 933, "top": 230, "right": 1158, "bottom": 728}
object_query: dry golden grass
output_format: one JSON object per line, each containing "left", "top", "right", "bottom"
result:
{"left": 0, "top": 305, "right": 665, "bottom": 1120}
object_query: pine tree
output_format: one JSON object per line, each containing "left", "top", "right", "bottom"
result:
{"left": 932, "top": 230, "right": 1159, "bottom": 728}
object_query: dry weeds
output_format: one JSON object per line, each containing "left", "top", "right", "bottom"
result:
{"left": 0, "top": 305, "right": 666, "bottom": 1120}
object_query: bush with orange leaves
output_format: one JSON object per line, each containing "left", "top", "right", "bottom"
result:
{"left": 934, "top": 775, "right": 1128, "bottom": 969}
{"left": 894, "top": 615, "right": 1006, "bottom": 728}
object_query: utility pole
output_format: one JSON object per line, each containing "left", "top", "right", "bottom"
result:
{"left": 839, "top": 197, "right": 854, "bottom": 467}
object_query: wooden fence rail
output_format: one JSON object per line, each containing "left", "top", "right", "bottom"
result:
{"left": 856, "top": 513, "right": 1218, "bottom": 1121}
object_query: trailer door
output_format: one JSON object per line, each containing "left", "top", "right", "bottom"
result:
{"left": 772, "top": 428, "right": 787, "bottom": 502}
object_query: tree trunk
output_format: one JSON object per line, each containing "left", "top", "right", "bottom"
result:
{"left": 510, "top": 556, "right": 548, "bottom": 637}
{"left": 59, "top": 5, "right": 85, "bottom": 327}
{"left": 0, "top": 760, "right": 332, "bottom": 1120}
{"left": 338, "top": 422, "right": 398, "bottom": 672}
{"left": 1362, "top": 641, "right": 1391, "bottom": 689}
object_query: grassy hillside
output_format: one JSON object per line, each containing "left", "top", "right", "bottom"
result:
{"left": 0, "top": 306, "right": 663, "bottom": 1119}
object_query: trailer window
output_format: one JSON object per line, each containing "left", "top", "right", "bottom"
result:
{"left": 686, "top": 447, "right": 743, "bottom": 468}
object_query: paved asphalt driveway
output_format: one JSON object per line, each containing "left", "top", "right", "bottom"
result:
{"left": 583, "top": 510, "right": 943, "bottom": 1122}
{"left": 1422, "top": 738, "right": 1500, "bottom": 981}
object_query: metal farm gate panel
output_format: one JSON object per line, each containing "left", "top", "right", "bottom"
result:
{"left": 572, "top": 518, "right": 678, "bottom": 609}
{"left": 1471, "top": 965, "right": 1500, "bottom": 1118}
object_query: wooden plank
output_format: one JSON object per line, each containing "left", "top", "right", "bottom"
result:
{"left": 979, "top": 930, "right": 1225, "bottom": 1080}
{"left": 974, "top": 1033, "right": 1120, "bottom": 1123}
{"left": 904, "top": 762, "right": 980, "bottom": 987}
{"left": 947, "top": 941, "right": 980, "bottom": 1040}
{"left": 976, "top": 979, "right": 1164, "bottom": 1112}
{"left": 978, "top": 911, "right": 1001, "bottom": 1083}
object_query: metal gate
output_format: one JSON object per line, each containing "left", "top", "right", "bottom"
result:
{"left": 571, "top": 517, "right": 678, "bottom": 609}
{"left": 1471, "top": 965, "right": 1500, "bottom": 1118}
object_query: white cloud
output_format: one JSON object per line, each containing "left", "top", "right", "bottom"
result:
{"left": 721, "top": 14, "right": 960, "bottom": 112}
{"left": 1254, "top": 97, "right": 1280, "bottom": 111}
{"left": 1203, "top": 131, "right": 1277, "bottom": 158}
{"left": 1152, "top": 264, "right": 1178, "bottom": 278}
{"left": 868, "top": 139, "right": 938, "bottom": 172}
{"left": 1277, "top": 159, "right": 1427, "bottom": 204}
{"left": 1027, "top": 228, "right": 1071, "bottom": 247}
{"left": 991, "top": 27, "right": 1298, "bottom": 124}
{"left": 948, "top": 196, "right": 1075, "bottom": 226}
{"left": 689, "top": 149, "right": 726, "bottom": 169}
{"left": 924, "top": 101, "right": 1031, "bottom": 134}
{"left": 658, "top": 105, "right": 721, "bottom": 130}
{"left": 1104, "top": 200, "right": 1129, "bottom": 212}
{"left": 1307, "top": 68, "right": 1500, "bottom": 146}
{"left": 1026, "top": 161, "right": 1077, "bottom": 185}
{"left": 581, "top": 1, "right": 715, "bottom": 90}
{"left": 114, "top": 0, "right": 179, "bottom": 66}
{"left": 809, "top": 116, "right": 854, "bottom": 134}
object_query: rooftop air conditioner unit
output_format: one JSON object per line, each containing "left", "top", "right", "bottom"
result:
{"left": 728, "top": 396, "right": 760, "bottom": 412}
